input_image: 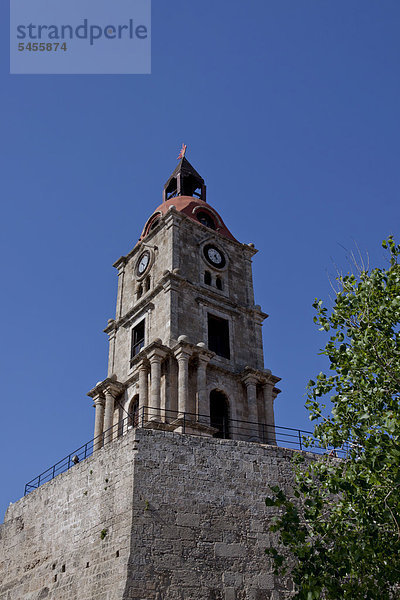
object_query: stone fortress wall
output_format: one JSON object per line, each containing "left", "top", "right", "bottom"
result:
{"left": 0, "top": 428, "right": 297, "bottom": 600}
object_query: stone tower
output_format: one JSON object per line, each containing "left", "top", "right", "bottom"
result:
{"left": 0, "top": 155, "right": 298, "bottom": 600}
{"left": 88, "top": 155, "right": 281, "bottom": 447}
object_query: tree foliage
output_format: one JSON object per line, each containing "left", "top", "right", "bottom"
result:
{"left": 266, "top": 237, "right": 400, "bottom": 599}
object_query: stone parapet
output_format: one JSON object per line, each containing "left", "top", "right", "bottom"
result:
{"left": 0, "top": 428, "right": 301, "bottom": 600}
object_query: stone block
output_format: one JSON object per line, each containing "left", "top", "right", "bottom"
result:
{"left": 214, "top": 542, "right": 246, "bottom": 558}
{"left": 222, "top": 572, "right": 243, "bottom": 586}
{"left": 257, "top": 573, "right": 274, "bottom": 590}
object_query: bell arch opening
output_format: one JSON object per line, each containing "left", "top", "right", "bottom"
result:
{"left": 210, "top": 390, "right": 230, "bottom": 439}
{"left": 128, "top": 395, "right": 140, "bottom": 429}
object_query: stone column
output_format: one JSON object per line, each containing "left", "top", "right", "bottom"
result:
{"left": 138, "top": 360, "right": 149, "bottom": 425}
{"left": 103, "top": 387, "right": 115, "bottom": 445}
{"left": 174, "top": 347, "right": 191, "bottom": 418}
{"left": 197, "top": 354, "right": 211, "bottom": 424}
{"left": 93, "top": 394, "right": 105, "bottom": 452}
{"left": 115, "top": 260, "right": 126, "bottom": 320}
{"left": 148, "top": 349, "right": 166, "bottom": 421}
{"left": 243, "top": 374, "right": 259, "bottom": 441}
{"left": 263, "top": 382, "right": 276, "bottom": 445}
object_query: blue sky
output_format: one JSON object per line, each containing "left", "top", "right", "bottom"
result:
{"left": 1, "top": 1, "right": 399, "bottom": 519}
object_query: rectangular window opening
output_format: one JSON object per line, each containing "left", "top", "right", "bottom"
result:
{"left": 131, "top": 320, "right": 145, "bottom": 359}
{"left": 208, "top": 314, "right": 230, "bottom": 359}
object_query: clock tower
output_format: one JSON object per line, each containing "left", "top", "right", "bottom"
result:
{"left": 88, "top": 155, "right": 281, "bottom": 446}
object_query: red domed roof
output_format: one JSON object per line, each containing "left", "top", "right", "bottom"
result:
{"left": 139, "top": 196, "right": 237, "bottom": 242}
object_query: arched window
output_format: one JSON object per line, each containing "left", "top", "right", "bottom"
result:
{"left": 210, "top": 390, "right": 230, "bottom": 439}
{"left": 216, "top": 277, "right": 223, "bottom": 290}
{"left": 143, "top": 212, "right": 162, "bottom": 237}
{"left": 197, "top": 211, "right": 216, "bottom": 230}
{"left": 204, "top": 271, "right": 212, "bottom": 285}
{"left": 129, "top": 395, "right": 140, "bottom": 428}
{"left": 149, "top": 217, "right": 160, "bottom": 231}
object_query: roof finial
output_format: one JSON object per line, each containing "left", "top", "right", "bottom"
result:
{"left": 164, "top": 151, "right": 206, "bottom": 202}
{"left": 177, "top": 143, "right": 187, "bottom": 160}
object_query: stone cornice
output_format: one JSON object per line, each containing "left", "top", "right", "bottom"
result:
{"left": 128, "top": 337, "right": 215, "bottom": 373}
{"left": 195, "top": 294, "right": 268, "bottom": 321}
{"left": 87, "top": 377, "right": 126, "bottom": 399}
{"left": 169, "top": 336, "right": 216, "bottom": 361}
{"left": 253, "top": 305, "right": 269, "bottom": 322}
{"left": 109, "top": 267, "right": 266, "bottom": 336}
{"left": 206, "top": 361, "right": 238, "bottom": 377}
{"left": 195, "top": 343, "right": 214, "bottom": 361}
{"left": 193, "top": 291, "right": 267, "bottom": 321}
{"left": 129, "top": 351, "right": 150, "bottom": 371}
{"left": 195, "top": 295, "right": 241, "bottom": 317}
{"left": 118, "top": 302, "right": 155, "bottom": 330}
{"left": 160, "top": 269, "right": 184, "bottom": 293}
{"left": 262, "top": 368, "right": 282, "bottom": 388}
{"left": 240, "top": 366, "right": 282, "bottom": 387}
{"left": 148, "top": 342, "right": 169, "bottom": 362}
{"left": 129, "top": 338, "right": 171, "bottom": 371}
{"left": 112, "top": 256, "right": 127, "bottom": 270}
{"left": 124, "top": 371, "right": 140, "bottom": 386}
{"left": 108, "top": 269, "right": 267, "bottom": 333}
{"left": 241, "top": 367, "right": 260, "bottom": 386}
{"left": 104, "top": 318, "right": 117, "bottom": 335}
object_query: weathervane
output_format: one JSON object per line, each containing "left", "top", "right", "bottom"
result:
{"left": 177, "top": 143, "right": 187, "bottom": 160}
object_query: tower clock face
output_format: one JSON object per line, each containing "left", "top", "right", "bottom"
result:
{"left": 203, "top": 244, "right": 226, "bottom": 268}
{"left": 137, "top": 251, "right": 150, "bottom": 276}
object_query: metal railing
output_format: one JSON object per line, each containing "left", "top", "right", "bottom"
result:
{"left": 24, "top": 406, "right": 348, "bottom": 496}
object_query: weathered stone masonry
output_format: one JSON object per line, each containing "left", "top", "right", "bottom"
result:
{"left": 0, "top": 429, "right": 297, "bottom": 600}
{"left": 87, "top": 157, "right": 281, "bottom": 450}
{"left": 0, "top": 156, "right": 292, "bottom": 600}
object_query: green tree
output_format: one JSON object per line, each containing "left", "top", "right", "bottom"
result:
{"left": 266, "top": 237, "right": 400, "bottom": 600}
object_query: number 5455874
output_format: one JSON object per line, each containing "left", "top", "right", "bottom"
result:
{"left": 18, "top": 42, "right": 67, "bottom": 51}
